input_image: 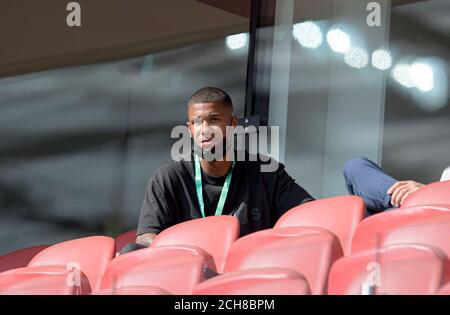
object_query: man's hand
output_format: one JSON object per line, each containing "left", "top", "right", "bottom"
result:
{"left": 136, "top": 233, "right": 157, "bottom": 247}
{"left": 387, "top": 180, "right": 425, "bottom": 207}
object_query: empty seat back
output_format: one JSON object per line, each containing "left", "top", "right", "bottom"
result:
{"left": 402, "top": 181, "right": 450, "bottom": 208}
{"left": 328, "top": 244, "right": 450, "bottom": 295}
{"left": 274, "top": 196, "right": 365, "bottom": 255}
{"left": 351, "top": 205, "right": 450, "bottom": 253}
{"left": 0, "top": 245, "right": 49, "bottom": 273}
{"left": 225, "top": 226, "right": 327, "bottom": 269}
{"left": 28, "top": 236, "right": 115, "bottom": 291}
{"left": 382, "top": 214, "right": 450, "bottom": 260}
{"left": 224, "top": 227, "right": 343, "bottom": 294}
{"left": 100, "top": 245, "right": 216, "bottom": 295}
{"left": 0, "top": 265, "right": 90, "bottom": 295}
{"left": 151, "top": 216, "right": 239, "bottom": 273}
{"left": 193, "top": 268, "right": 310, "bottom": 295}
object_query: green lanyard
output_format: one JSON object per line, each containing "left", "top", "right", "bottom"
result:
{"left": 194, "top": 154, "right": 235, "bottom": 218}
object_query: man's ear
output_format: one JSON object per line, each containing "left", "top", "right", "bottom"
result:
{"left": 231, "top": 116, "right": 239, "bottom": 128}
{"left": 186, "top": 121, "right": 192, "bottom": 137}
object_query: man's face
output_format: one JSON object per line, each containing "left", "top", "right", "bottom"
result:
{"left": 187, "top": 102, "right": 237, "bottom": 150}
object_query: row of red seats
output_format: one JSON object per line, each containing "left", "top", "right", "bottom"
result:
{"left": 2, "top": 214, "right": 450, "bottom": 295}
{"left": 0, "top": 180, "right": 449, "bottom": 295}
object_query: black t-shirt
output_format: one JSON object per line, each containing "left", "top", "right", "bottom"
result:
{"left": 137, "top": 152, "right": 314, "bottom": 237}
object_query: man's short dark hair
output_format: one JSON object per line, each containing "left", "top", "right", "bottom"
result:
{"left": 188, "top": 87, "right": 233, "bottom": 108}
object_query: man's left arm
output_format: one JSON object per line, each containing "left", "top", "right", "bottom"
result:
{"left": 271, "top": 164, "right": 315, "bottom": 222}
{"left": 387, "top": 180, "right": 425, "bottom": 207}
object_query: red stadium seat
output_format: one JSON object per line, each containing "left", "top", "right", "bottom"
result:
{"left": 351, "top": 205, "right": 450, "bottom": 253}
{"left": 328, "top": 244, "right": 450, "bottom": 295}
{"left": 274, "top": 196, "right": 365, "bottom": 255}
{"left": 100, "top": 245, "right": 216, "bottom": 295}
{"left": 115, "top": 230, "right": 137, "bottom": 256}
{"left": 151, "top": 216, "right": 239, "bottom": 273}
{"left": 225, "top": 226, "right": 328, "bottom": 268}
{"left": 0, "top": 245, "right": 49, "bottom": 273}
{"left": 382, "top": 213, "right": 450, "bottom": 259}
{"left": 93, "top": 286, "right": 171, "bottom": 295}
{"left": 402, "top": 180, "right": 450, "bottom": 208}
{"left": 28, "top": 236, "right": 115, "bottom": 291}
{"left": 0, "top": 265, "right": 91, "bottom": 295}
{"left": 437, "top": 282, "right": 450, "bottom": 295}
{"left": 224, "top": 227, "right": 343, "bottom": 294}
{"left": 193, "top": 268, "right": 310, "bottom": 295}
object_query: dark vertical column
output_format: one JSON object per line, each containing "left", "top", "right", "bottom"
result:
{"left": 244, "top": 0, "right": 276, "bottom": 126}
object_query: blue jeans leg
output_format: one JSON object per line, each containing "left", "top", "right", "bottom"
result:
{"left": 343, "top": 157, "right": 398, "bottom": 215}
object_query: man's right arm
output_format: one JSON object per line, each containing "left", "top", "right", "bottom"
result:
{"left": 136, "top": 233, "right": 158, "bottom": 247}
{"left": 136, "top": 173, "right": 175, "bottom": 244}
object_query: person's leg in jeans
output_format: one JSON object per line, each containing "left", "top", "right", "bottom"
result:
{"left": 343, "top": 157, "right": 398, "bottom": 216}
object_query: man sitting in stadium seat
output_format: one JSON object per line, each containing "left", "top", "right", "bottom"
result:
{"left": 122, "top": 87, "right": 314, "bottom": 253}
{"left": 343, "top": 157, "right": 426, "bottom": 215}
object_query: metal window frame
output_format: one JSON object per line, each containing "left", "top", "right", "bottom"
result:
{"left": 243, "top": 0, "right": 277, "bottom": 127}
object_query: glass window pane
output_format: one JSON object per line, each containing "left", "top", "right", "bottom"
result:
{"left": 0, "top": 1, "right": 250, "bottom": 253}
{"left": 269, "top": 0, "right": 449, "bottom": 198}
